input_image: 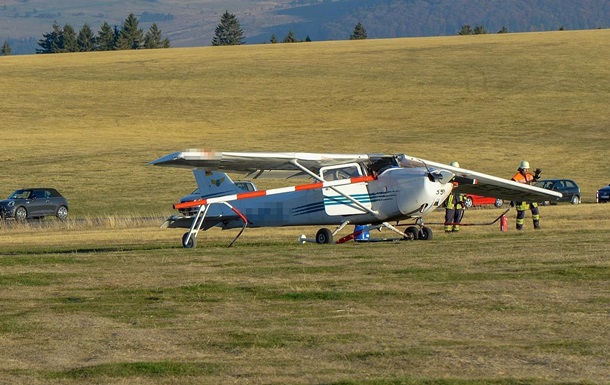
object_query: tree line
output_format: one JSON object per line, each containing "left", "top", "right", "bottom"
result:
{"left": 1, "top": 14, "right": 363, "bottom": 55}
{"left": 2, "top": 10, "right": 515, "bottom": 56}
{"left": 213, "top": 11, "right": 368, "bottom": 45}
{"left": 35, "top": 13, "right": 169, "bottom": 54}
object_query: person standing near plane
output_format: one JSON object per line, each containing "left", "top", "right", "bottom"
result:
{"left": 511, "top": 160, "right": 542, "bottom": 230}
{"left": 444, "top": 161, "right": 466, "bottom": 233}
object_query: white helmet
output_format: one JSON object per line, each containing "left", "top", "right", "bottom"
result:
{"left": 519, "top": 160, "right": 530, "bottom": 169}
{"left": 450, "top": 161, "right": 460, "bottom": 168}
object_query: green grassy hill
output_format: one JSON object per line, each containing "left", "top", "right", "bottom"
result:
{"left": 1, "top": 30, "right": 609, "bottom": 217}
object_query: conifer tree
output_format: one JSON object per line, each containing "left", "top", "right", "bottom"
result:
{"left": 282, "top": 31, "right": 297, "bottom": 43}
{"left": 143, "top": 23, "right": 170, "bottom": 49}
{"left": 1, "top": 40, "right": 10, "bottom": 55}
{"left": 62, "top": 24, "right": 79, "bottom": 52}
{"left": 212, "top": 11, "right": 245, "bottom": 46}
{"left": 78, "top": 23, "right": 96, "bottom": 52}
{"left": 116, "top": 13, "right": 143, "bottom": 50}
{"left": 270, "top": 34, "right": 278, "bottom": 44}
{"left": 458, "top": 24, "right": 474, "bottom": 35}
{"left": 97, "top": 22, "right": 115, "bottom": 51}
{"left": 473, "top": 25, "right": 487, "bottom": 34}
{"left": 37, "top": 22, "right": 63, "bottom": 54}
{"left": 350, "top": 22, "right": 367, "bottom": 40}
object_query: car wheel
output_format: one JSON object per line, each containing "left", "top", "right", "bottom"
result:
{"left": 316, "top": 228, "right": 333, "bottom": 244}
{"left": 464, "top": 197, "right": 473, "bottom": 208}
{"left": 15, "top": 206, "right": 27, "bottom": 222}
{"left": 494, "top": 198, "right": 504, "bottom": 208}
{"left": 570, "top": 195, "right": 580, "bottom": 205}
{"left": 56, "top": 206, "right": 69, "bottom": 221}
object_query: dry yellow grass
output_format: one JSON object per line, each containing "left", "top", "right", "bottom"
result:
{"left": 1, "top": 30, "right": 609, "bottom": 217}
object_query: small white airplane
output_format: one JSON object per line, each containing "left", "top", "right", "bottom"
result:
{"left": 149, "top": 150, "right": 562, "bottom": 248}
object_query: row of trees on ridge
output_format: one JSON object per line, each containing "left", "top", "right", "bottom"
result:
{"left": 36, "top": 13, "right": 169, "bottom": 54}
{"left": 3, "top": 10, "right": 544, "bottom": 55}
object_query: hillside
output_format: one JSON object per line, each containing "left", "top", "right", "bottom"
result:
{"left": 2, "top": 0, "right": 610, "bottom": 54}
{"left": 1, "top": 30, "right": 609, "bottom": 217}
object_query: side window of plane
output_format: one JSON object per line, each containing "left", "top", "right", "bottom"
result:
{"left": 321, "top": 165, "right": 362, "bottom": 181}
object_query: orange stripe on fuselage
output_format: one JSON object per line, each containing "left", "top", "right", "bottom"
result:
{"left": 173, "top": 174, "right": 376, "bottom": 209}
{"left": 236, "top": 190, "right": 267, "bottom": 200}
{"left": 295, "top": 182, "right": 323, "bottom": 191}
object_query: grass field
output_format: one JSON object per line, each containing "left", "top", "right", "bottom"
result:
{"left": 1, "top": 205, "right": 609, "bottom": 384}
{"left": 1, "top": 30, "right": 609, "bottom": 384}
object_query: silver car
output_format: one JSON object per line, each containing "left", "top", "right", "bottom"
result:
{"left": 0, "top": 188, "right": 69, "bottom": 221}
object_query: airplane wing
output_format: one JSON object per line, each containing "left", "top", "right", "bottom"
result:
{"left": 150, "top": 150, "right": 562, "bottom": 202}
{"left": 406, "top": 156, "right": 563, "bottom": 202}
{"left": 149, "top": 150, "right": 373, "bottom": 178}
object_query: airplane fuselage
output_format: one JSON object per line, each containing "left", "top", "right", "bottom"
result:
{"left": 221, "top": 167, "right": 453, "bottom": 229}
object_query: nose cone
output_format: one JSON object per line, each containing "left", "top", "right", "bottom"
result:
{"left": 396, "top": 169, "right": 454, "bottom": 216}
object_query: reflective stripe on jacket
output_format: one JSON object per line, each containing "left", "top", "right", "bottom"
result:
{"left": 445, "top": 193, "right": 465, "bottom": 210}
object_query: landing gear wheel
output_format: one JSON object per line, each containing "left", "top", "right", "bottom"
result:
{"left": 464, "top": 196, "right": 473, "bottom": 208}
{"left": 405, "top": 226, "right": 419, "bottom": 240}
{"left": 15, "top": 206, "right": 27, "bottom": 222}
{"left": 315, "top": 228, "right": 333, "bottom": 244}
{"left": 182, "top": 232, "right": 197, "bottom": 248}
{"left": 418, "top": 226, "right": 433, "bottom": 241}
{"left": 494, "top": 199, "right": 504, "bottom": 208}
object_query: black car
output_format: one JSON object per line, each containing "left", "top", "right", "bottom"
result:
{"left": 534, "top": 179, "right": 581, "bottom": 205}
{"left": 597, "top": 184, "right": 610, "bottom": 203}
{"left": 0, "top": 188, "right": 69, "bottom": 221}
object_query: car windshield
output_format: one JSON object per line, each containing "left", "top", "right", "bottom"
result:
{"left": 535, "top": 181, "right": 554, "bottom": 189}
{"left": 9, "top": 190, "right": 31, "bottom": 199}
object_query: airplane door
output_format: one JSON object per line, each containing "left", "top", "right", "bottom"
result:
{"left": 320, "top": 164, "right": 371, "bottom": 216}
{"left": 323, "top": 183, "right": 371, "bottom": 215}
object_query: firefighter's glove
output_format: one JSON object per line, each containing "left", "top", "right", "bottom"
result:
{"left": 510, "top": 201, "right": 515, "bottom": 207}
{"left": 534, "top": 168, "right": 542, "bottom": 180}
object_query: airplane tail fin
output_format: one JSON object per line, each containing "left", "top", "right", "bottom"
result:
{"left": 193, "top": 169, "right": 241, "bottom": 198}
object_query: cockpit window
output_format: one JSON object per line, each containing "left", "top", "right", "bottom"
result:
{"left": 369, "top": 156, "right": 400, "bottom": 175}
{"left": 320, "top": 163, "right": 363, "bottom": 181}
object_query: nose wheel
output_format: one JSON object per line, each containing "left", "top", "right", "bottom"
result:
{"left": 418, "top": 226, "right": 433, "bottom": 240}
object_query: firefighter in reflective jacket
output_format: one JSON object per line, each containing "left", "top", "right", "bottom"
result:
{"left": 444, "top": 161, "right": 466, "bottom": 233}
{"left": 511, "top": 160, "right": 542, "bottom": 230}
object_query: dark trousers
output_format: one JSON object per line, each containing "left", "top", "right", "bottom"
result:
{"left": 444, "top": 208, "right": 464, "bottom": 231}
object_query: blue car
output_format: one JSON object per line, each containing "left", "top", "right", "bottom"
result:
{"left": 0, "top": 188, "right": 69, "bottom": 221}
{"left": 597, "top": 184, "right": 610, "bottom": 203}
